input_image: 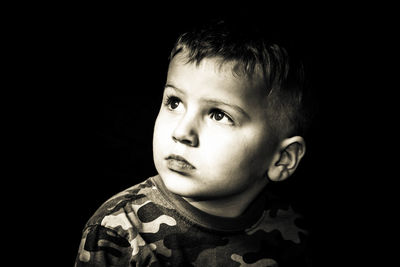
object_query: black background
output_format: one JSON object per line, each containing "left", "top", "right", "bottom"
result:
{"left": 8, "top": 4, "right": 389, "bottom": 266}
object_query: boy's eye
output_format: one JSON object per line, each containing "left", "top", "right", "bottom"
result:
{"left": 165, "top": 96, "right": 182, "bottom": 110}
{"left": 210, "top": 109, "right": 234, "bottom": 125}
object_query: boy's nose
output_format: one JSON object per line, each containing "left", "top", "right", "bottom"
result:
{"left": 172, "top": 116, "right": 199, "bottom": 147}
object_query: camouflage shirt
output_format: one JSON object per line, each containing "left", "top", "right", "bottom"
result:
{"left": 75, "top": 175, "right": 310, "bottom": 266}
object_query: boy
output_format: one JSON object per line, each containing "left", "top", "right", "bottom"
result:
{"left": 75, "top": 19, "right": 312, "bottom": 266}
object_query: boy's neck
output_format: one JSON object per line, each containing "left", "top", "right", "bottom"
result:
{"left": 183, "top": 177, "right": 268, "bottom": 218}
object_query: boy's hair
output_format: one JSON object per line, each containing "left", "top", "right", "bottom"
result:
{"left": 169, "top": 19, "right": 313, "bottom": 139}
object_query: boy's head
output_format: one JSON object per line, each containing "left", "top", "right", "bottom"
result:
{"left": 153, "top": 20, "right": 311, "bottom": 202}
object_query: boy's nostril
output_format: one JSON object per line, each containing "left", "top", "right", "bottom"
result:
{"left": 172, "top": 133, "right": 199, "bottom": 147}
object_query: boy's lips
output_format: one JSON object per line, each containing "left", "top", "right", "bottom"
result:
{"left": 165, "top": 154, "right": 196, "bottom": 172}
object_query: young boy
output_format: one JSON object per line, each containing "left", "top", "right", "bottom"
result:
{"left": 75, "top": 20, "right": 312, "bottom": 266}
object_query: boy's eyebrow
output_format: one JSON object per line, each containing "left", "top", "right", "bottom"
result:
{"left": 165, "top": 84, "right": 250, "bottom": 119}
{"left": 201, "top": 99, "right": 250, "bottom": 119}
{"left": 165, "top": 84, "right": 184, "bottom": 94}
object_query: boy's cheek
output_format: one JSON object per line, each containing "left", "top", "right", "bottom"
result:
{"left": 156, "top": 112, "right": 177, "bottom": 130}
{"left": 154, "top": 114, "right": 171, "bottom": 135}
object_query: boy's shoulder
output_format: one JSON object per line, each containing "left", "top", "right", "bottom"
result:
{"left": 84, "top": 175, "right": 161, "bottom": 228}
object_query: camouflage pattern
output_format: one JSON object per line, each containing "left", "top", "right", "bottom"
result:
{"left": 75, "top": 175, "right": 311, "bottom": 266}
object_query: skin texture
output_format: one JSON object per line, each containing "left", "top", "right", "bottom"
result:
{"left": 152, "top": 53, "right": 304, "bottom": 217}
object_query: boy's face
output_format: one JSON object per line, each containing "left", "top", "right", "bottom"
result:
{"left": 153, "top": 53, "right": 279, "bottom": 200}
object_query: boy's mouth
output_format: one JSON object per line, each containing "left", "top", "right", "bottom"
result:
{"left": 165, "top": 154, "right": 196, "bottom": 172}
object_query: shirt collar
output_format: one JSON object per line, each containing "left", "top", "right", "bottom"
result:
{"left": 152, "top": 175, "right": 267, "bottom": 232}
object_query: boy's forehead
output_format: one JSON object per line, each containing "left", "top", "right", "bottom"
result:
{"left": 170, "top": 52, "right": 263, "bottom": 76}
{"left": 168, "top": 53, "right": 267, "bottom": 96}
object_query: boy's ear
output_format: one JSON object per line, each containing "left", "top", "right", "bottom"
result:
{"left": 267, "top": 136, "right": 306, "bottom": 182}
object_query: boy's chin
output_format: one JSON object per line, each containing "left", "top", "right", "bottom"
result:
{"left": 159, "top": 172, "right": 237, "bottom": 201}
{"left": 159, "top": 171, "right": 209, "bottom": 199}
